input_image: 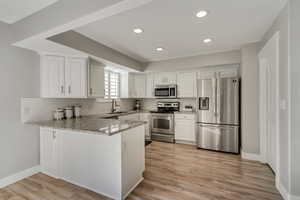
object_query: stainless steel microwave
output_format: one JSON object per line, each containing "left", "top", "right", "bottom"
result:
{"left": 154, "top": 85, "right": 177, "bottom": 98}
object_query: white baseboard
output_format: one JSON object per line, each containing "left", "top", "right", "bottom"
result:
{"left": 123, "top": 177, "right": 144, "bottom": 200}
{"left": 241, "top": 151, "right": 261, "bottom": 162}
{"left": 277, "top": 181, "right": 290, "bottom": 200}
{"left": 0, "top": 165, "right": 41, "bottom": 188}
{"left": 290, "top": 195, "right": 300, "bottom": 200}
{"left": 175, "top": 140, "right": 196, "bottom": 145}
{"left": 277, "top": 179, "right": 300, "bottom": 200}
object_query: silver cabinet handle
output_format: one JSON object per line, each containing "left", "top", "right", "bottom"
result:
{"left": 52, "top": 131, "right": 56, "bottom": 139}
{"left": 61, "top": 86, "right": 64, "bottom": 94}
{"left": 68, "top": 86, "right": 71, "bottom": 94}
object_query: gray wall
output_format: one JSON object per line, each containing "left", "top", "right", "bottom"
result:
{"left": 240, "top": 42, "right": 261, "bottom": 154}
{"left": 290, "top": 0, "right": 300, "bottom": 196}
{"left": 261, "top": 3, "right": 290, "bottom": 192}
{"left": 144, "top": 50, "right": 241, "bottom": 72}
{"left": 0, "top": 22, "right": 40, "bottom": 179}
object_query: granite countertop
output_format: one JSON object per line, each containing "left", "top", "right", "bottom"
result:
{"left": 28, "top": 116, "right": 146, "bottom": 136}
{"left": 174, "top": 111, "right": 196, "bottom": 115}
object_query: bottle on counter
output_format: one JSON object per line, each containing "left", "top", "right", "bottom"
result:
{"left": 74, "top": 105, "right": 81, "bottom": 118}
{"left": 134, "top": 100, "right": 141, "bottom": 111}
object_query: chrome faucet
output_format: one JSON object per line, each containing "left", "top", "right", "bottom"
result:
{"left": 111, "top": 99, "right": 118, "bottom": 113}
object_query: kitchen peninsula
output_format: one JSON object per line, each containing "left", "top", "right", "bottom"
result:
{"left": 29, "top": 116, "right": 146, "bottom": 200}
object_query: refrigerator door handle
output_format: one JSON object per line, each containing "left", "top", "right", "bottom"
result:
{"left": 214, "top": 78, "right": 218, "bottom": 116}
{"left": 198, "top": 123, "right": 237, "bottom": 129}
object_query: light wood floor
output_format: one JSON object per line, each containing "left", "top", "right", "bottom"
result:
{"left": 0, "top": 142, "right": 283, "bottom": 200}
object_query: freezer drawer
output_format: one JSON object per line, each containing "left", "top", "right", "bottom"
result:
{"left": 197, "top": 123, "right": 239, "bottom": 153}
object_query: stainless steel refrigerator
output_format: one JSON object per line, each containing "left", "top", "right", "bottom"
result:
{"left": 196, "top": 77, "right": 240, "bottom": 153}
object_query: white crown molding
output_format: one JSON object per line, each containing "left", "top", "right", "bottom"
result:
{"left": 0, "top": 166, "right": 41, "bottom": 188}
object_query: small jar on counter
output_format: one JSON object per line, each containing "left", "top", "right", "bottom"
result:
{"left": 53, "top": 108, "right": 64, "bottom": 120}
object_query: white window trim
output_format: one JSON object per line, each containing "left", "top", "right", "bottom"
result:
{"left": 104, "top": 70, "right": 120, "bottom": 99}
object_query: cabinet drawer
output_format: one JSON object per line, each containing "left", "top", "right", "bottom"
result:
{"left": 175, "top": 114, "right": 195, "bottom": 120}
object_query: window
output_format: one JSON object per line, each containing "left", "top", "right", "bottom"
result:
{"left": 105, "top": 70, "right": 120, "bottom": 99}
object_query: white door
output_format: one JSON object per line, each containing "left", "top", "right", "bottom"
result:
{"left": 177, "top": 72, "right": 196, "bottom": 97}
{"left": 89, "top": 63, "right": 105, "bottom": 97}
{"left": 43, "top": 55, "right": 65, "bottom": 97}
{"left": 65, "top": 58, "right": 87, "bottom": 98}
{"left": 259, "top": 32, "right": 279, "bottom": 174}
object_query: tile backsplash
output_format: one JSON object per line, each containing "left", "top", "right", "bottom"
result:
{"left": 21, "top": 97, "right": 196, "bottom": 123}
{"left": 141, "top": 98, "right": 196, "bottom": 111}
{"left": 21, "top": 98, "right": 135, "bottom": 123}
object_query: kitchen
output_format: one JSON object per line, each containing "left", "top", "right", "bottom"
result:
{"left": 0, "top": 0, "right": 299, "bottom": 200}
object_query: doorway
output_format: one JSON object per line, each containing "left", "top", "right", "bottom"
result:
{"left": 258, "top": 32, "right": 279, "bottom": 178}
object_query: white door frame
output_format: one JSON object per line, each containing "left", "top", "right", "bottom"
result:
{"left": 258, "top": 32, "right": 280, "bottom": 183}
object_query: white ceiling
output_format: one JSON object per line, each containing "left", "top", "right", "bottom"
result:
{"left": 75, "top": 0, "right": 287, "bottom": 62}
{"left": 0, "top": 0, "right": 59, "bottom": 24}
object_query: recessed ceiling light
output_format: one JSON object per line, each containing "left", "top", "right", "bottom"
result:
{"left": 203, "top": 38, "right": 212, "bottom": 43}
{"left": 156, "top": 47, "right": 164, "bottom": 52}
{"left": 133, "top": 28, "right": 143, "bottom": 34}
{"left": 196, "top": 10, "right": 208, "bottom": 18}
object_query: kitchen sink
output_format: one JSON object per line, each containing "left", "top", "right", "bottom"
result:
{"left": 107, "top": 111, "right": 126, "bottom": 114}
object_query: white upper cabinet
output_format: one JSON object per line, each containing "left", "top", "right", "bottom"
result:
{"left": 65, "top": 57, "right": 87, "bottom": 98}
{"left": 197, "top": 68, "right": 238, "bottom": 79}
{"left": 121, "top": 72, "right": 146, "bottom": 98}
{"left": 146, "top": 73, "right": 154, "bottom": 98}
{"left": 41, "top": 55, "right": 65, "bottom": 98}
{"left": 133, "top": 73, "right": 146, "bottom": 98}
{"left": 88, "top": 60, "right": 105, "bottom": 98}
{"left": 177, "top": 71, "right": 197, "bottom": 98}
{"left": 154, "top": 72, "right": 177, "bottom": 86}
{"left": 41, "top": 55, "right": 90, "bottom": 98}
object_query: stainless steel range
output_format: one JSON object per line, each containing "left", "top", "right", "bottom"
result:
{"left": 151, "top": 102, "right": 179, "bottom": 143}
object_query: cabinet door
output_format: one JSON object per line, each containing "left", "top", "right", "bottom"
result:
{"left": 177, "top": 72, "right": 196, "bottom": 97}
{"left": 154, "top": 72, "right": 177, "bottom": 85}
{"left": 65, "top": 58, "right": 87, "bottom": 98}
{"left": 89, "top": 62, "right": 105, "bottom": 98}
{"left": 140, "top": 113, "right": 151, "bottom": 139}
{"left": 40, "top": 128, "right": 60, "bottom": 178}
{"left": 41, "top": 55, "right": 65, "bottom": 97}
{"left": 134, "top": 74, "right": 146, "bottom": 98}
{"left": 146, "top": 73, "right": 154, "bottom": 98}
{"left": 175, "top": 120, "right": 196, "bottom": 142}
{"left": 122, "top": 125, "right": 145, "bottom": 196}
{"left": 128, "top": 73, "right": 135, "bottom": 98}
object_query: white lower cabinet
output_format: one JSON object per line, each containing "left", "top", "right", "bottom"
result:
{"left": 40, "top": 128, "right": 61, "bottom": 178}
{"left": 121, "top": 125, "right": 145, "bottom": 197}
{"left": 175, "top": 114, "right": 196, "bottom": 144}
{"left": 40, "top": 125, "right": 145, "bottom": 200}
{"left": 139, "top": 113, "right": 151, "bottom": 140}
